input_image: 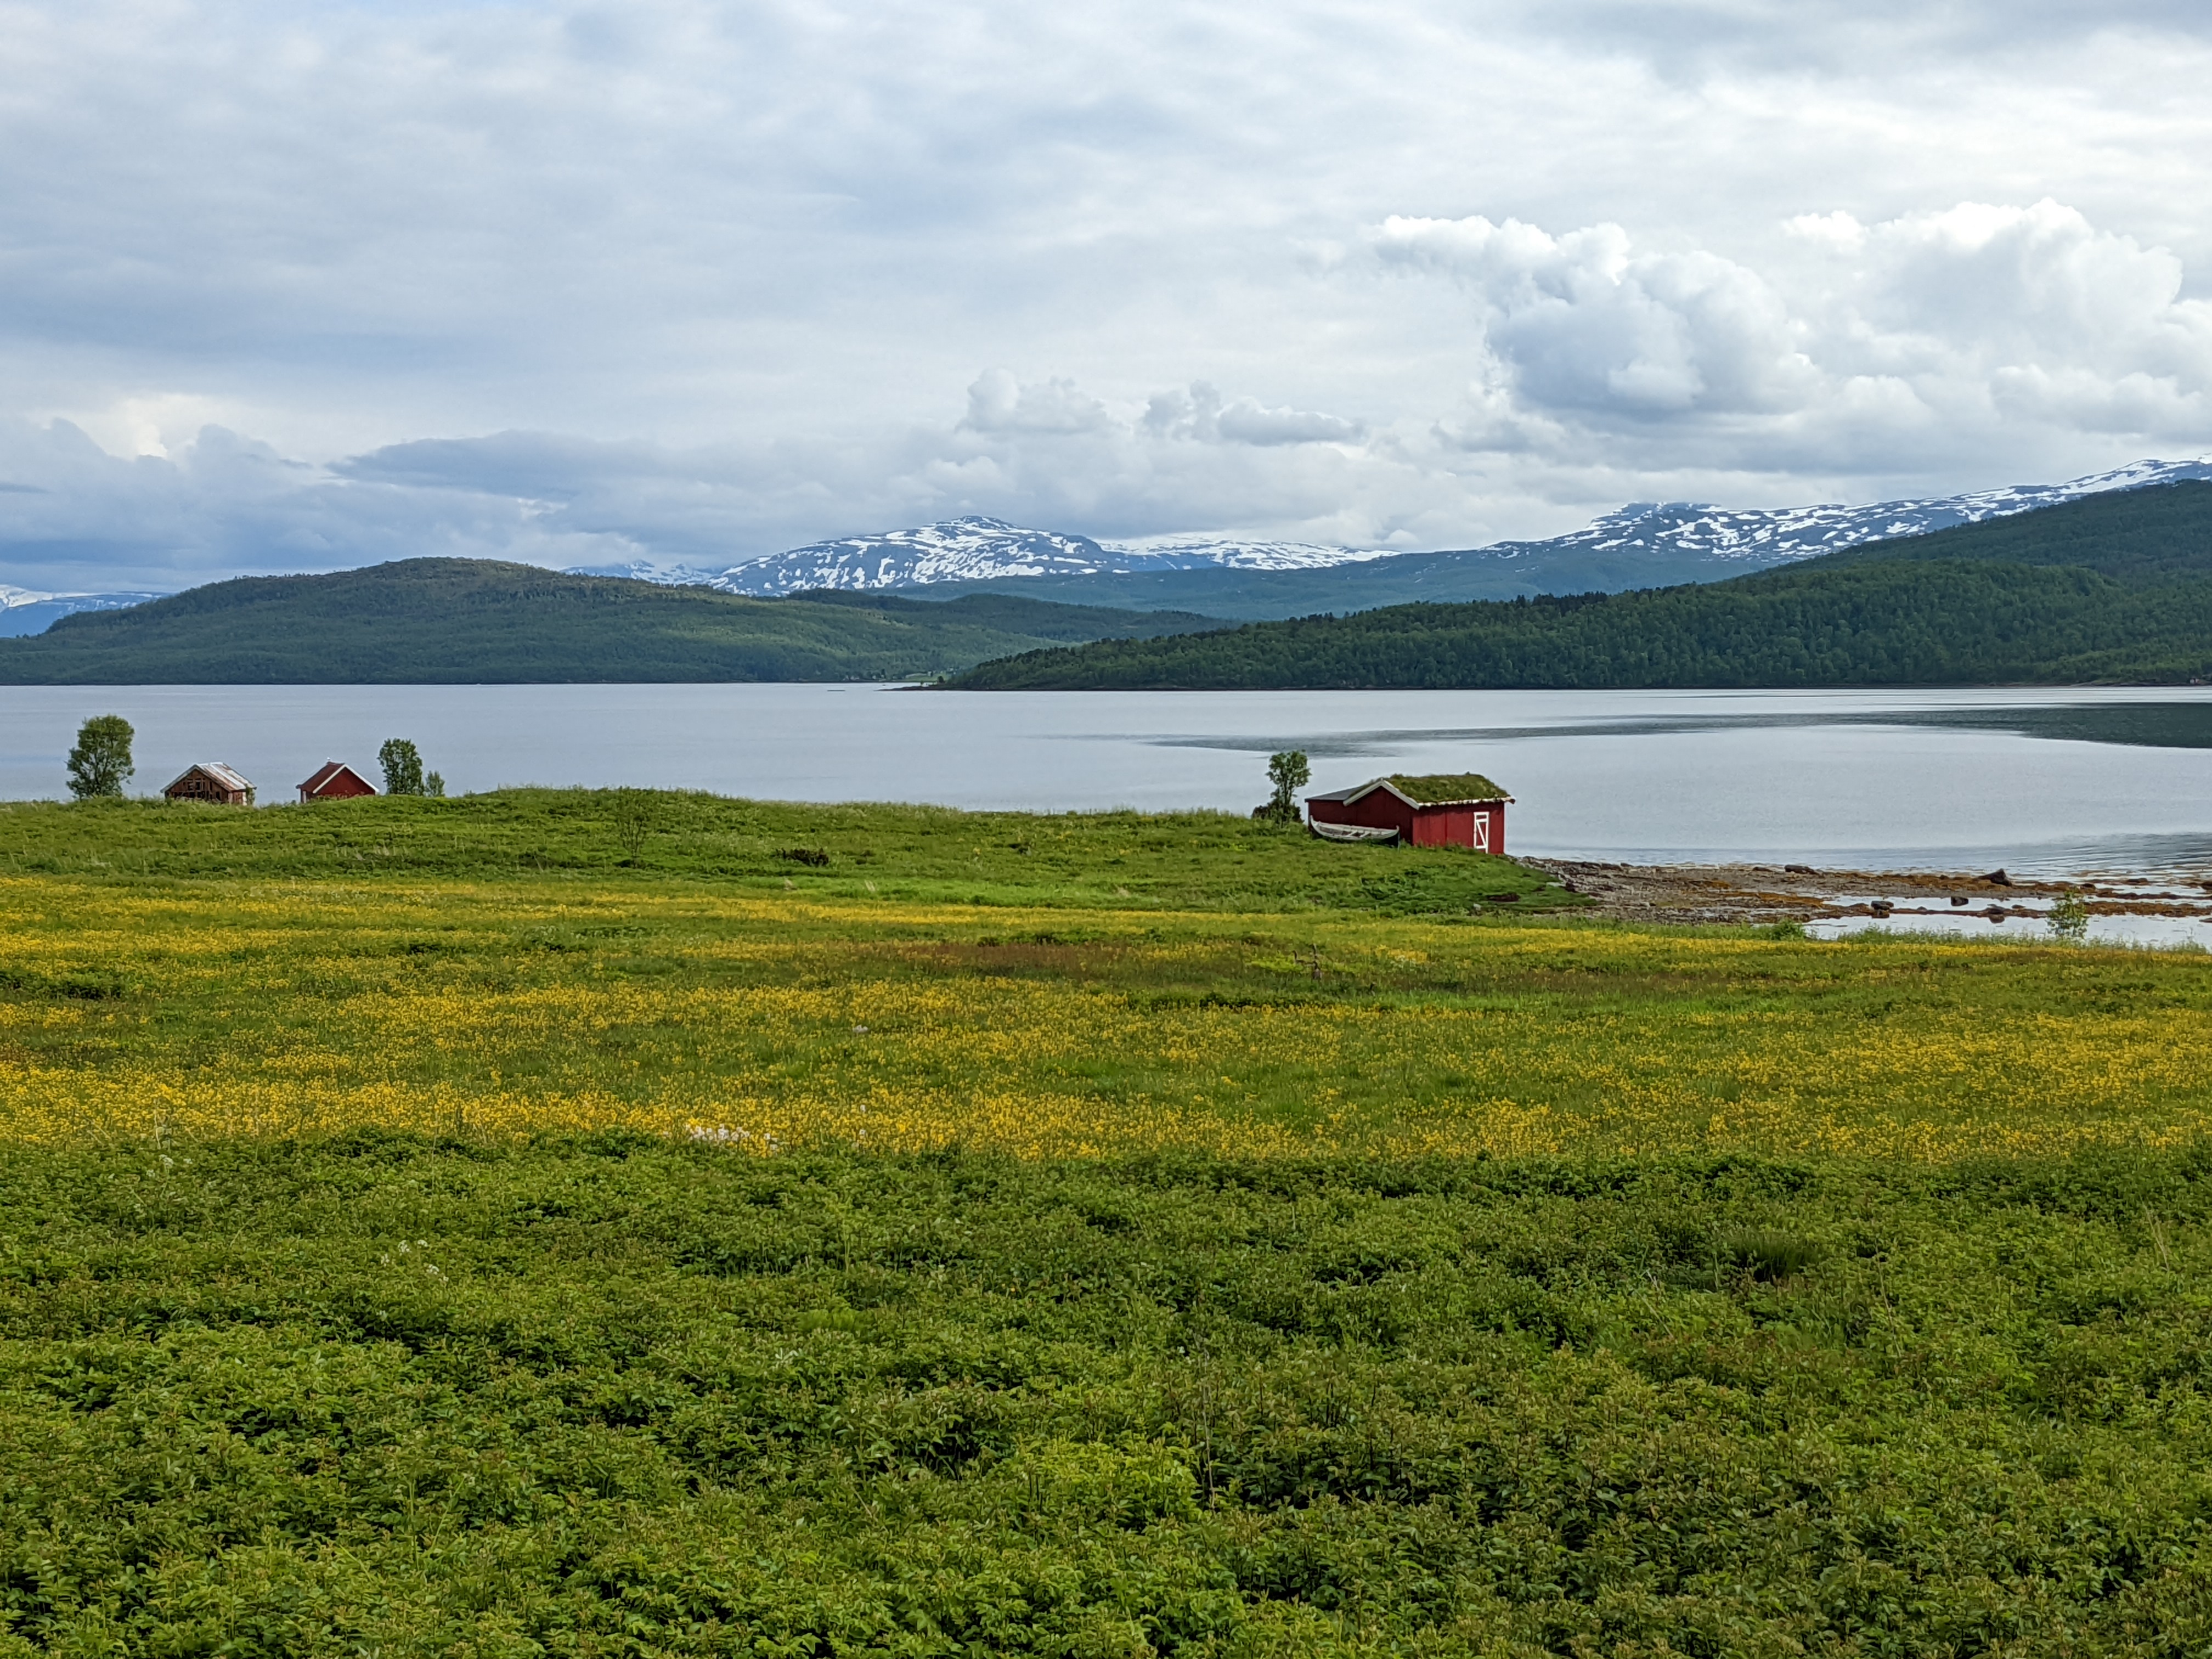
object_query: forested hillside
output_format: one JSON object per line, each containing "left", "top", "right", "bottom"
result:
{"left": 0, "top": 558, "right": 1222, "bottom": 683}
{"left": 950, "top": 483, "right": 2212, "bottom": 690}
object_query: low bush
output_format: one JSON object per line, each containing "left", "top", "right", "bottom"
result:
{"left": 7, "top": 1140, "right": 2212, "bottom": 1654}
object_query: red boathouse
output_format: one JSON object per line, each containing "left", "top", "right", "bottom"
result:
{"left": 298, "top": 761, "right": 377, "bottom": 802}
{"left": 1305, "top": 773, "right": 1511, "bottom": 851}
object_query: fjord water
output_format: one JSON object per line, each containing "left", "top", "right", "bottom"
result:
{"left": 4, "top": 684, "right": 2210, "bottom": 876}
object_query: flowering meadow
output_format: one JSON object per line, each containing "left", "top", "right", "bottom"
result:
{"left": 6, "top": 791, "right": 2212, "bottom": 1656}
{"left": 2, "top": 869, "right": 2208, "bottom": 1163}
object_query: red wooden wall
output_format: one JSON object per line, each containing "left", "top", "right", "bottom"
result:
{"left": 1308, "top": 794, "right": 1506, "bottom": 851}
{"left": 1307, "top": 792, "right": 1415, "bottom": 838}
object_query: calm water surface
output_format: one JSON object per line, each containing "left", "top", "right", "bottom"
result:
{"left": 4, "top": 684, "right": 2211, "bottom": 877}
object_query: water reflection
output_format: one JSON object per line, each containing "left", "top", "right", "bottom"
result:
{"left": 1148, "top": 701, "right": 2212, "bottom": 757}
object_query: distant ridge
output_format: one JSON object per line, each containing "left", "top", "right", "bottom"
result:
{"left": 570, "top": 456, "right": 2212, "bottom": 620}
{"left": 566, "top": 515, "right": 1396, "bottom": 596}
{"left": 1467, "top": 455, "right": 2212, "bottom": 568}
{"left": 946, "top": 481, "right": 2212, "bottom": 691}
{"left": 0, "top": 559, "right": 1227, "bottom": 684}
{"left": 11, "top": 458, "right": 2210, "bottom": 640}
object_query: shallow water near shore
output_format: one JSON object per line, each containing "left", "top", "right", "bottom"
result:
{"left": 3, "top": 682, "right": 2210, "bottom": 879}
{"left": 1807, "top": 909, "right": 2212, "bottom": 949}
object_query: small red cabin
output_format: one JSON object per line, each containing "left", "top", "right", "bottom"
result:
{"left": 298, "top": 761, "right": 377, "bottom": 802}
{"left": 1305, "top": 773, "right": 1511, "bottom": 851}
{"left": 162, "top": 762, "right": 254, "bottom": 806}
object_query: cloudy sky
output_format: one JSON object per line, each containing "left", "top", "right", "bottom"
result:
{"left": 4, "top": 0, "right": 2211, "bottom": 591}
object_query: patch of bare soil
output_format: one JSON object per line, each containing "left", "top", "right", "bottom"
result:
{"left": 1525, "top": 859, "right": 2212, "bottom": 928}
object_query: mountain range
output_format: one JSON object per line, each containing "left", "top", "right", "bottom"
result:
{"left": 567, "top": 455, "right": 2212, "bottom": 620}
{"left": 6, "top": 456, "right": 2211, "bottom": 639}
{"left": 9, "top": 476, "right": 2208, "bottom": 687}
{"left": 567, "top": 520, "right": 1398, "bottom": 596}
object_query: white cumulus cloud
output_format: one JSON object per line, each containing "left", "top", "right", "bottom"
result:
{"left": 1378, "top": 200, "right": 2212, "bottom": 473}
{"left": 1376, "top": 216, "right": 1819, "bottom": 419}
{"left": 1142, "top": 383, "right": 1365, "bottom": 446}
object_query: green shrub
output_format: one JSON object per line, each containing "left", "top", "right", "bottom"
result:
{"left": 2049, "top": 889, "right": 2091, "bottom": 943}
{"left": 8, "top": 1140, "right": 2212, "bottom": 1654}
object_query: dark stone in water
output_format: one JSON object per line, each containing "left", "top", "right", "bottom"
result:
{"left": 1983, "top": 868, "right": 2012, "bottom": 886}
{"left": 1951, "top": 895, "right": 1969, "bottom": 906}
{"left": 1784, "top": 863, "right": 1816, "bottom": 874}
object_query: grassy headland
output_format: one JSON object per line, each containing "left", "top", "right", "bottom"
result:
{"left": 0, "top": 559, "right": 1225, "bottom": 684}
{"left": 949, "top": 481, "right": 2212, "bottom": 689}
{"left": 5, "top": 789, "right": 2212, "bottom": 1653}
{"left": 0, "top": 788, "right": 1562, "bottom": 912}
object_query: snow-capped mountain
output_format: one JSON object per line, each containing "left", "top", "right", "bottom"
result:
{"left": 562, "top": 558, "right": 705, "bottom": 585}
{"left": 1096, "top": 533, "right": 1398, "bottom": 572}
{"left": 714, "top": 518, "right": 1121, "bottom": 593}
{"left": 1485, "top": 456, "right": 2212, "bottom": 568}
{"left": 0, "top": 584, "right": 166, "bottom": 637}
{"left": 568, "top": 517, "right": 1397, "bottom": 594}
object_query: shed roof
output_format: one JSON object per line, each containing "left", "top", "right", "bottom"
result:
{"left": 1308, "top": 772, "right": 1512, "bottom": 808}
{"left": 164, "top": 761, "right": 252, "bottom": 794}
{"left": 1384, "top": 772, "right": 1511, "bottom": 804}
{"left": 299, "top": 760, "right": 375, "bottom": 796}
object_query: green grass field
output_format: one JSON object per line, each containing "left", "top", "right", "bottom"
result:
{"left": 5, "top": 791, "right": 2212, "bottom": 1655}
{"left": 0, "top": 788, "right": 1568, "bottom": 913}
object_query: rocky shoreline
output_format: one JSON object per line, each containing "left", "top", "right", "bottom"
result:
{"left": 1526, "top": 859, "right": 2212, "bottom": 929}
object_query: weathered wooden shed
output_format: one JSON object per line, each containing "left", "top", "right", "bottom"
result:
{"left": 298, "top": 761, "right": 377, "bottom": 802}
{"left": 1305, "top": 773, "right": 1512, "bottom": 851}
{"left": 162, "top": 763, "right": 255, "bottom": 805}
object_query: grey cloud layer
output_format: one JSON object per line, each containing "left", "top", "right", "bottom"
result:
{"left": 1, "top": 0, "right": 2210, "bottom": 584}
